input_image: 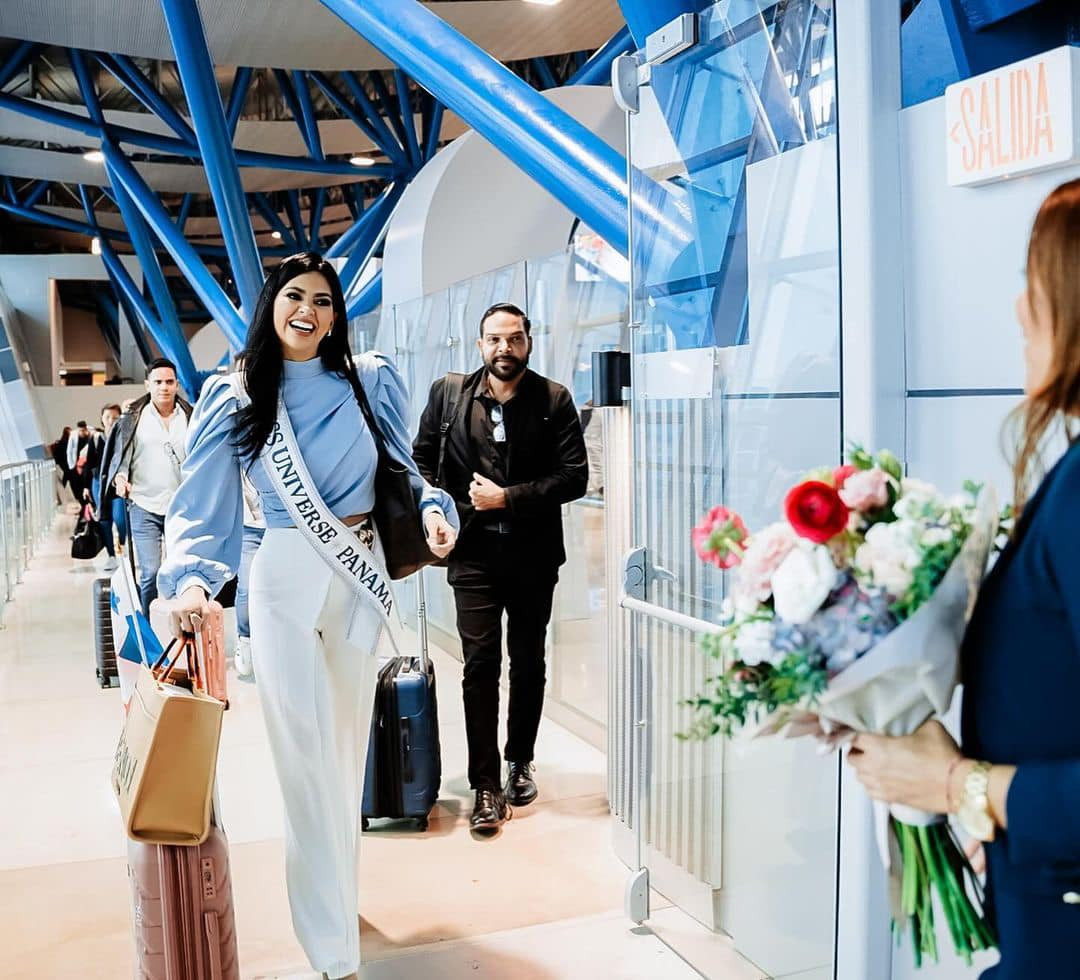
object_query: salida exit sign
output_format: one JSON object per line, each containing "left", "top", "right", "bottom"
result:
{"left": 946, "top": 46, "right": 1080, "bottom": 187}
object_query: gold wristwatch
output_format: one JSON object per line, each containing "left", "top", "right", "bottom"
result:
{"left": 957, "top": 761, "right": 996, "bottom": 842}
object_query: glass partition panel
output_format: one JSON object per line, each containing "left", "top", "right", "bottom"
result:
{"left": 625, "top": 1, "right": 840, "bottom": 973}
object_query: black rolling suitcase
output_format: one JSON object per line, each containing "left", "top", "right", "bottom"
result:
{"left": 93, "top": 576, "right": 118, "bottom": 688}
{"left": 362, "top": 572, "right": 441, "bottom": 831}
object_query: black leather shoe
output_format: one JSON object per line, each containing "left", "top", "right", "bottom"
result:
{"left": 504, "top": 761, "right": 538, "bottom": 807}
{"left": 469, "top": 788, "right": 511, "bottom": 833}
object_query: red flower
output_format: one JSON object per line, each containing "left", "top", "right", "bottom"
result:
{"left": 833, "top": 464, "right": 858, "bottom": 490}
{"left": 784, "top": 481, "right": 849, "bottom": 544}
{"left": 692, "top": 506, "right": 749, "bottom": 569}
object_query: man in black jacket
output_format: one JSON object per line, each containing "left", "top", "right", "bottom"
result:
{"left": 413, "top": 302, "right": 588, "bottom": 834}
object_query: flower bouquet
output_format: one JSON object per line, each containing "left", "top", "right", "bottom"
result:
{"left": 683, "top": 448, "right": 1000, "bottom": 967}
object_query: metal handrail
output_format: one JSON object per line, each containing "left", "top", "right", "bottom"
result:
{"left": 619, "top": 593, "right": 724, "bottom": 635}
{"left": 1, "top": 460, "right": 56, "bottom": 621}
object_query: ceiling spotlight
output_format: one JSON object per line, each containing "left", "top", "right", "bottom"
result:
{"left": 271, "top": 230, "right": 283, "bottom": 240}
{"left": 349, "top": 155, "right": 375, "bottom": 167}
{"left": 83, "top": 149, "right": 105, "bottom": 163}
{"left": 523, "top": 0, "right": 562, "bottom": 5}
{"left": 90, "top": 237, "right": 101, "bottom": 255}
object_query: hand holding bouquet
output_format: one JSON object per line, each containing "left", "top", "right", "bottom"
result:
{"left": 684, "top": 448, "right": 1000, "bottom": 967}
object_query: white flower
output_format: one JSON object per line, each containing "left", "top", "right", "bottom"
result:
{"left": 854, "top": 520, "right": 922, "bottom": 597}
{"left": 920, "top": 526, "right": 953, "bottom": 548}
{"left": 734, "top": 619, "right": 779, "bottom": 667}
{"left": 771, "top": 543, "right": 839, "bottom": 625}
{"left": 894, "top": 478, "right": 946, "bottom": 521}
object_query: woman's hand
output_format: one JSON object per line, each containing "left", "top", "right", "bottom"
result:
{"left": 848, "top": 719, "right": 963, "bottom": 813}
{"left": 167, "top": 585, "right": 211, "bottom": 638}
{"left": 424, "top": 510, "right": 457, "bottom": 559}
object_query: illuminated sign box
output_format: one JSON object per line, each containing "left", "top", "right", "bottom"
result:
{"left": 945, "top": 46, "right": 1080, "bottom": 187}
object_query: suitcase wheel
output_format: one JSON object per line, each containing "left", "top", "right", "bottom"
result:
{"left": 416, "top": 817, "right": 429, "bottom": 832}
{"left": 361, "top": 817, "right": 370, "bottom": 832}
{"left": 96, "top": 668, "right": 109, "bottom": 689}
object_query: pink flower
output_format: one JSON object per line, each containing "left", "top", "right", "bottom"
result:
{"left": 692, "top": 506, "right": 749, "bottom": 569}
{"left": 733, "top": 522, "right": 797, "bottom": 606}
{"left": 838, "top": 468, "right": 890, "bottom": 513}
{"left": 833, "top": 464, "right": 858, "bottom": 490}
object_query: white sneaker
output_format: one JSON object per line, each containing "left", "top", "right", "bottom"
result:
{"left": 102, "top": 556, "right": 119, "bottom": 572}
{"left": 234, "top": 636, "right": 254, "bottom": 680}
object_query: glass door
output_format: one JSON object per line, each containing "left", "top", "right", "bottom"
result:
{"left": 618, "top": 2, "right": 841, "bottom": 975}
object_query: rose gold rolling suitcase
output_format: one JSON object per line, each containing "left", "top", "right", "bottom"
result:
{"left": 127, "top": 820, "right": 239, "bottom": 980}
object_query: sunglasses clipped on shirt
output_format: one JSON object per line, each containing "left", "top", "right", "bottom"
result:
{"left": 490, "top": 403, "right": 506, "bottom": 443}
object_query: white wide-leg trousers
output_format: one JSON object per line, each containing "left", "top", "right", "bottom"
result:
{"left": 249, "top": 528, "right": 382, "bottom": 979}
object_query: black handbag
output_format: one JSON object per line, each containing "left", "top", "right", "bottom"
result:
{"left": 350, "top": 378, "right": 437, "bottom": 580}
{"left": 71, "top": 504, "right": 106, "bottom": 560}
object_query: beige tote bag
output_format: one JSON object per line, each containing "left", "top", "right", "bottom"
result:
{"left": 112, "top": 637, "right": 224, "bottom": 845}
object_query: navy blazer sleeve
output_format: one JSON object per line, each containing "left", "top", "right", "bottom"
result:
{"left": 1004, "top": 446, "right": 1080, "bottom": 865}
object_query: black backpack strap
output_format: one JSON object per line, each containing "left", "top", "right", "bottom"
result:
{"left": 436, "top": 373, "right": 466, "bottom": 486}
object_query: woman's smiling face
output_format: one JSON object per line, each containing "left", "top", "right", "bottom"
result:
{"left": 273, "top": 271, "right": 336, "bottom": 361}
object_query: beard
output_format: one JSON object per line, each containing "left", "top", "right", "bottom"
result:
{"left": 484, "top": 350, "right": 528, "bottom": 382}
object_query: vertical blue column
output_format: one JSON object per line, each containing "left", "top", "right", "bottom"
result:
{"left": 159, "top": 0, "right": 264, "bottom": 319}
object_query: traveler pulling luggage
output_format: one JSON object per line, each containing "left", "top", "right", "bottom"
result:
{"left": 362, "top": 571, "right": 442, "bottom": 831}
{"left": 92, "top": 576, "right": 118, "bottom": 688}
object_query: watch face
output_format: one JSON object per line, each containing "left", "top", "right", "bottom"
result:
{"left": 960, "top": 803, "right": 995, "bottom": 842}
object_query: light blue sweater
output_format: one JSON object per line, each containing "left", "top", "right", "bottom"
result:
{"left": 158, "top": 352, "right": 458, "bottom": 600}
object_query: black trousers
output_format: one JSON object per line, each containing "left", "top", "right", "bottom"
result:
{"left": 449, "top": 534, "right": 558, "bottom": 792}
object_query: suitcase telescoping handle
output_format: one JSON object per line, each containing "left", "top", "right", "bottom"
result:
{"left": 415, "top": 568, "right": 430, "bottom": 674}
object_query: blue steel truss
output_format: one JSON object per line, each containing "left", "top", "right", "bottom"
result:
{"left": 0, "top": 11, "right": 630, "bottom": 355}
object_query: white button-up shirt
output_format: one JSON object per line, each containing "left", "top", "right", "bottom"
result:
{"left": 122, "top": 402, "right": 188, "bottom": 516}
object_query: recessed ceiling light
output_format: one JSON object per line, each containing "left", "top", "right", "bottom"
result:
{"left": 350, "top": 155, "right": 376, "bottom": 167}
{"left": 83, "top": 149, "right": 105, "bottom": 163}
{"left": 89, "top": 237, "right": 101, "bottom": 255}
{"left": 271, "top": 230, "right": 283, "bottom": 240}
{"left": 523, "top": 0, "right": 561, "bottom": 5}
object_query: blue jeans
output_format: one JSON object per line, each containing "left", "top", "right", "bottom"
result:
{"left": 236, "top": 525, "right": 265, "bottom": 639}
{"left": 128, "top": 502, "right": 165, "bottom": 616}
{"left": 92, "top": 475, "right": 115, "bottom": 558}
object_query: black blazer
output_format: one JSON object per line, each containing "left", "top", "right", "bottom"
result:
{"left": 961, "top": 440, "right": 1080, "bottom": 979}
{"left": 412, "top": 368, "right": 588, "bottom": 569}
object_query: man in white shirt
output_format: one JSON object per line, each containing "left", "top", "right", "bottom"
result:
{"left": 100, "top": 358, "right": 193, "bottom": 614}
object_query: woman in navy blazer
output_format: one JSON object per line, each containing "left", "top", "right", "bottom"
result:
{"left": 849, "top": 178, "right": 1080, "bottom": 978}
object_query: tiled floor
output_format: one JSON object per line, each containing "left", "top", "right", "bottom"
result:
{"left": 0, "top": 517, "right": 763, "bottom": 979}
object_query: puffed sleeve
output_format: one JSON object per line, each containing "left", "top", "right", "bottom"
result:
{"left": 355, "top": 351, "right": 460, "bottom": 533}
{"left": 157, "top": 374, "right": 245, "bottom": 600}
{"left": 1003, "top": 445, "right": 1080, "bottom": 864}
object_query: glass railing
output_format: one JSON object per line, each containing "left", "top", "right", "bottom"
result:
{"left": 351, "top": 236, "right": 628, "bottom": 731}
{"left": 0, "top": 460, "right": 54, "bottom": 623}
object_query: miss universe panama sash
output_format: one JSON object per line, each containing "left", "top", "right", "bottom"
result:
{"left": 229, "top": 374, "right": 401, "bottom": 650}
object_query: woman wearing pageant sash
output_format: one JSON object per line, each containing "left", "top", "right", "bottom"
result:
{"left": 157, "top": 251, "right": 459, "bottom": 980}
{"left": 848, "top": 179, "right": 1080, "bottom": 978}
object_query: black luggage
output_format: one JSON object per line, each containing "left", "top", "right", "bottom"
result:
{"left": 93, "top": 575, "right": 118, "bottom": 688}
{"left": 362, "top": 573, "right": 441, "bottom": 831}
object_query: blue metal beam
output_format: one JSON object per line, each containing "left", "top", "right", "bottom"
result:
{"left": 107, "top": 263, "right": 155, "bottom": 367}
{"left": 567, "top": 26, "right": 636, "bottom": 85}
{"left": 325, "top": 180, "right": 404, "bottom": 259}
{"left": 101, "top": 247, "right": 169, "bottom": 367}
{"left": 95, "top": 52, "right": 198, "bottom": 144}
{"left": 0, "top": 40, "right": 40, "bottom": 91}
{"left": 284, "top": 190, "right": 309, "bottom": 250}
{"left": 368, "top": 72, "right": 411, "bottom": 153}
{"left": 160, "top": 0, "right": 265, "bottom": 316}
{"left": 393, "top": 70, "right": 422, "bottom": 165}
{"left": 102, "top": 144, "right": 248, "bottom": 350}
{"left": 24, "top": 180, "right": 48, "bottom": 208}
{"left": 177, "top": 192, "right": 194, "bottom": 231}
{"left": 272, "top": 69, "right": 317, "bottom": 160}
{"left": 309, "top": 71, "right": 397, "bottom": 165}
{"left": 309, "top": 188, "right": 326, "bottom": 245}
{"left": 341, "top": 72, "right": 410, "bottom": 168}
{"left": 291, "top": 71, "right": 325, "bottom": 160}
{"left": 225, "top": 66, "right": 253, "bottom": 135}
{"left": 0, "top": 89, "right": 393, "bottom": 177}
{"left": 345, "top": 267, "right": 382, "bottom": 319}
{"left": 0, "top": 199, "right": 125, "bottom": 238}
{"left": 531, "top": 58, "right": 558, "bottom": 91}
{"left": 251, "top": 192, "right": 298, "bottom": 249}
{"left": 423, "top": 99, "right": 444, "bottom": 161}
{"left": 316, "top": 0, "right": 629, "bottom": 255}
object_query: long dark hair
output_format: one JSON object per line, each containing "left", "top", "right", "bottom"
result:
{"left": 1007, "top": 179, "right": 1080, "bottom": 511}
{"left": 235, "top": 251, "right": 367, "bottom": 463}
